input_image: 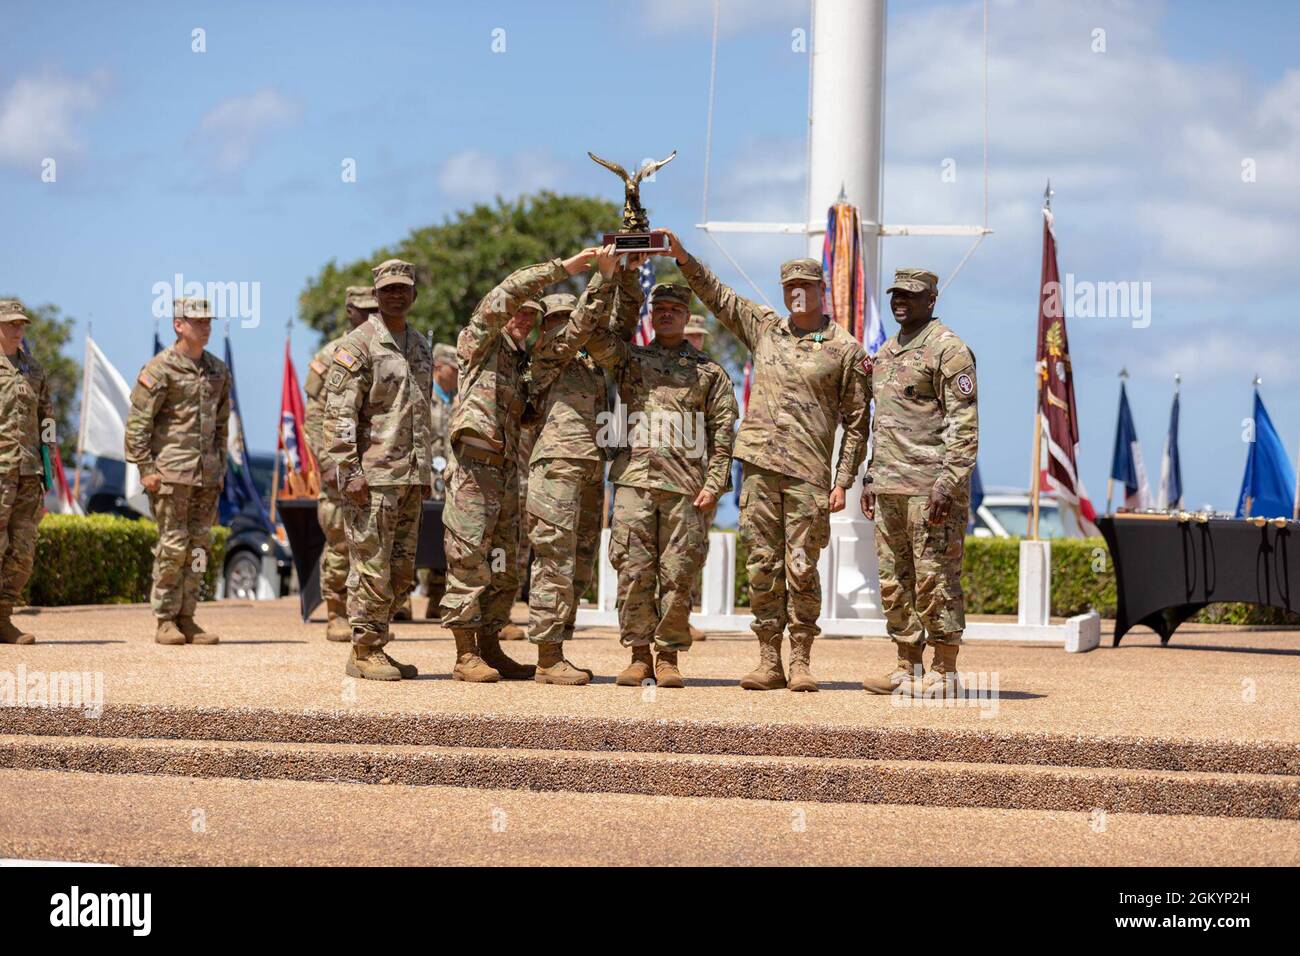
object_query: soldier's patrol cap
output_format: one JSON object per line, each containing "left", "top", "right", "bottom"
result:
{"left": 518, "top": 299, "right": 545, "bottom": 316}
{"left": 886, "top": 268, "right": 939, "bottom": 295}
{"left": 648, "top": 283, "right": 691, "bottom": 307}
{"left": 684, "top": 313, "right": 710, "bottom": 337}
{"left": 0, "top": 299, "right": 29, "bottom": 323}
{"left": 345, "top": 285, "right": 379, "bottom": 310}
{"left": 779, "top": 258, "right": 823, "bottom": 285}
{"left": 433, "top": 343, "right": 457, "bottom": 366}
{"left": 541, "top": 293, "right": 577, "bottom": 318}
{"left": 372, "top": 258, "right": 416, "bottom": 289}
{"left": 173, "top": 297, "right": 213, "bottom": 320}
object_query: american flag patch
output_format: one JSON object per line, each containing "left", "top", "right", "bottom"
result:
{"left": 333, "top": 348, "right": 360, "bottom": 371}
{"left": 309, "top": 359, "right": 328, "bottom": 376}
{"left": 138, "top": 370, "right": 159, "bottom": 390}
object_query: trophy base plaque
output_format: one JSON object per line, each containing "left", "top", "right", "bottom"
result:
{"left": 604, "top": 231, "right": 668, "bottom": 253}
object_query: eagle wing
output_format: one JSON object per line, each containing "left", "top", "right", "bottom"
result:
{"left": 632, "top": 150, "right": 677, "bottom": 186}
{"left": 587, "top": 151, "right": 631, "bottom": 185}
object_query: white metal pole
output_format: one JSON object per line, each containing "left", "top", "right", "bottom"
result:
{"left": 809, "top": 0, "right": 886, "bottom": 619}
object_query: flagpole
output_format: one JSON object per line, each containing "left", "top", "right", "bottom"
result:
{"left": 72, "top": 322, "right": 93, "bottom": 503}
{"left": 1029, "top": 406, "right": 1042, "bottom": 540}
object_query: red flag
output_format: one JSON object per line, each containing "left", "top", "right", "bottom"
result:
{"left": 44, "top": 444, "right": 82, "bottom": 515}
{"left": 278, "top": 340, "right": 317, "bottom": 497}
{"left": 741, "top": 360, "right": 752, "bottom": 414}
{"left": 1035, "top": 203, "right": 1098, "bottom": 536}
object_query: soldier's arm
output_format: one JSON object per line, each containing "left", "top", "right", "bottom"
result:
{"left": 610, "top": 265, "right": 645, "bottom": 341}
{"left": 214, "top": 369, "right": 231, "bottom": 481}
{"left": 934, "top": 345, "right": 979, "bottom": 497}
{"left": 124, "top": 365, "right": 167, "bottom": 478}
{"left": 303, "top": 348, "right": 330, "bottom": 461}
{"left": 678, "top": 254, "right": 770, "bottom": 353}
{"left": 322, "top": 347, "right": 369, "bottom": 490}
{"left": 528, "top": 273, "right": 615, "bottom": 394}
{"left": 462, "top": 259, "right": 569, "bottom": 367}
{"left": 582, "top": 318, "right": 632, "bottom": 373}
{"left": 834, "top": 349, "right": 873, "bottom": 489}
{"left": 701, "top": 366, "right": 739, "bottom": 499}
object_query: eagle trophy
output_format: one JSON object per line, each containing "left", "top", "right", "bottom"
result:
{"left": 588, "top": 150, "right": 677, "bottom": 233}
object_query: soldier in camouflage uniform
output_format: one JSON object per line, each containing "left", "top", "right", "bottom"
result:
{"left": 521, "top": 273, "right": 619, "bottom": 684}
{"left": 684, "top": 312, "right": 713, "bottom": 642}
{"left": 861, "top": 268, "right": 978, "bottom": 699}
{"left": 303, "top": 286, "right": 378, "bottom": 641}
{"left": 502, "top": 309, "right": 542, "bottom": 642}
{"left": 321, "top": 259, "right": 433, "bottom": 681}
{"left": 438, "top": 246, "right": 605, "bottom": 682}
{"left": 0, "top": 300, "right": 52, "bottom": 645}
{"left": 580, "top": 278, "right": 738, "bottom": 688}
{"left": 125, "top": 298, "right": 231, "bottom": 645}
{"left": 422, "top": 342, "right": 458, "bottom": 618}
{"left": 665, "top": 230, "right": 871, "bottom": 693}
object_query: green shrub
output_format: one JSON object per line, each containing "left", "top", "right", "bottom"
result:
{"left": 25, "top": 514, "right": 228, "bottom": 607}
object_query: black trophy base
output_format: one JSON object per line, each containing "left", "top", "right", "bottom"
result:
{"left": 604, "top": 231, "right": 668, "bottom": 253}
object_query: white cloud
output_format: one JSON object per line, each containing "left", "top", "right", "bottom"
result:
{"left": 193, "top": 89, "right": 301, "bottom": 173}
{"left": 436, "top": 149, "right": 567, "bottom": 201}
{"left": 0, "top": 70, "right": 109, "bottom": 167}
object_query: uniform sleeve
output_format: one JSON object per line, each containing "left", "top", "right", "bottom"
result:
{"left": 322, "top": 347, "right": 369, "bottom": 489}
{"left": 610, "top": 265, "right": 645, "bottom": 341}
{"left": 214, "top": 368, "right": 231, "bottom": 484}
{"left": 124, "top": 365, "right": 167, "bottom": 478}
{"left": 527, "top": 272, "right": 615, "bottom": 394}
{"left": 934, "top": 344, "right": 979, "bottom": 497}
{"left": 462, "top": 258, "right": 568, "bottom": 368}
{"left": 582, "top": 319, "right": 632, "bottom": 374}
{"left": 303, "top": 347, "right": 331, "bottom": 464}
{"left": 679, "top": 254, "right": 772, "bottom": 352}
{"left": 834, "top": 348, "right": 873, "bottom": 489}
{"left": 702, "top": 366, "right": 739, "bottom": 499}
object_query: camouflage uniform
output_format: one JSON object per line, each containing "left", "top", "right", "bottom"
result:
{"left": 304, "top": 286, "right": 378, "bottom": 621}
{"left": 0, "top": 301, "right": 51, "bottom": 641}
{"left": 321, "top": 262, "right": 433, "bottom": 647}
{"left": 439, "top": 260, "right": 570, "bottom": 639}
{"left": 125, "top": 300, "right": 231, "bottom": 622}
{"left": 679, "top": 256, "right": 870, "bottom": 648}
{"left": 424, "top": 342, "right": 457, "bottom": 614}
{"left": 522, "top": 280, "right": 617, "bottom": 645}
{"left": 583, "top": 282, "right": 738, "bottom": 651}
{"left": 868, "top": 271, "right": 978, "bottom": 651}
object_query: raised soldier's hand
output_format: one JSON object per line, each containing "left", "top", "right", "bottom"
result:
{"left": 563, "top": 246, "right": 603, "bottom": 275}
{"left": 861, "top": 487, "right": 876, "bottom": 520}
{"left": 828, "top": 486, "right": 846, "bottom": 513}
{"left": 655, "top": 229, "right": 687, "bottom": 265}
{"left": 345, "top": 474, "right": 369, "bottom": 505}
{"left": 621, "top": 252, "right": 651, "bottom": 273}
{"left": 693, "top": 489, "right": 717, "bottom": 510}
{"left": 926, "top": 486, "right": 952, "bottom": 525}
{"left": 142, "top": 473, "right": 162, "bottom": 494}
{"left": 595, "top": 243, "right": 619, "bottom": 279}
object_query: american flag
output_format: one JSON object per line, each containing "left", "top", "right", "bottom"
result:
{"left": 633, "top": 257, "right": 655, "bottom": 346}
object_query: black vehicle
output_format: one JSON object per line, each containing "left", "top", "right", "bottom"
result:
{"left": 83, "top": 454, "right": 293, "bottom": 600}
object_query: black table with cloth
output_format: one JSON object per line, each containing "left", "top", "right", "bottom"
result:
{"left": 1098, "top": 513, "right": 1300, "bottom": 645}
{"left": 277, "top": 498, "right": 446, "bottom": 622}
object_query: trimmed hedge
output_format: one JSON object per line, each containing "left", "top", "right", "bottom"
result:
{"left": 25, "top": 514, "right": 228, "bottom": 607}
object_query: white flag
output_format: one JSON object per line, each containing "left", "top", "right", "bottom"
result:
{"left": 79, "top": 336, "right": 150, "bottom": 516}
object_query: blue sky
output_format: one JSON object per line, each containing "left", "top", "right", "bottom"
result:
{"left": 3, "top": 0, "right": 1299, "bottom": 511}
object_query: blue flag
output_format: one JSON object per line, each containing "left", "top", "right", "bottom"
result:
{"left": 1157, "top": 390, "right": 1182, "bottom": 509}
{"left": 1109, "top": 382, "right": 1150, "bottom": 509}
{"left": 152, "top": 328, "right": 164, "bottom": 356}
{"left": 967, "top": 461, "right": 985, "bottom": 531}
{"left": 221, "top": 335, "right": 273, "bottom": 531}
{"left": 1235, "top": 390, "right": 1296, "bottom": 519}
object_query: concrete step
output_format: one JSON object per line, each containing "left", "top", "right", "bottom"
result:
{"left": 0, "top": 702, "right": 1295, "bottom": 776}
{"left": 2, "top": 735, "right": 1296, "bottom": 820}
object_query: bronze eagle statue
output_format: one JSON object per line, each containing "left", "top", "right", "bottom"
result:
{"left": 588, "top": 150, "right": 677, "bottom": 232}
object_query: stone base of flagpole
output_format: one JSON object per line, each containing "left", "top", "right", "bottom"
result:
{"left": 826, "top": 442, "right": 884, "bottom": 620}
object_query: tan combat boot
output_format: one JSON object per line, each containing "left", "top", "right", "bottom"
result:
{"left": 478, "top": 630, "right": 536, "bottom": 680}
{"left": 913, "top": 643, "right": 961, "bottom": 699}
{"left": 615, "top": 645, "right": 654, "bottom": 686}
{"left": 535, "top": 642, "right": 591, "bottom": 686}
{"left": 176, "top": 615, "right": 220, "bottom": 645}
{"left": 0, "top": 606, "right": 35, "bottom": 645}
{"left": 451, "top": 629, "right": 501, "bottom": 683}
{"left": 380, "top": 647, "right": 418, "bottom": 679}
{"left": 654, "top": 649, "right": 685, "bottom": 689}
{"left": 689, "top": 624, "right": 707, "bottom": 642}
{"left": 325, "top": 599, "right": 351, "bottom": 642}
{"left": 346, "top": 644, "right": 401, "bottom": 681}
{"left": 499, "top": 622, "right": 527, "bottom": 641}
{"left": 154, "top": 619, "right": 186, "bottom": 645}
{"left": 862, "top": 641, "right": 925, "bottom": 695}
{"left": 787, "top": 634, "right": 819, "bottom": 693}
{"left": 739, "top": 632, "right": 787, "bottom": 690}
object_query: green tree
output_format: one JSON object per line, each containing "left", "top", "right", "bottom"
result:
{"left": 298, "top": 191, "right": 621, "bottom": 346}
{"left": 4, "top": 299, "right": 80, "bottom": 458}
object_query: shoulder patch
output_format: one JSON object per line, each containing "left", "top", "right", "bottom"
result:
{"left": 333, "top": 347, "right": 361, "bottom": 371}
{"left": 309, "top": 358, "right": 328, "bottom": 377}
{"left": 137, "top": 369, "right": 161, "bottom": 391}
{"left": 860, "top": 355, "right": 873, "bottom": 376}
{"left": 940, "top": 348, "right": 974, "bottom": 379}
{"left": 956, "top": 372, "right": 974, "bottom": 396}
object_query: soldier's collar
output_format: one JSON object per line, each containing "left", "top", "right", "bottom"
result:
{"left": 784, "top": 313, "right": 832, "bottom": 340}
{"left": 893, "top": 318, "right": 941, "bottom": 353}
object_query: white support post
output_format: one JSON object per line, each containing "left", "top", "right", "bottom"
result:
{"left": 1017, "top": 539, "right": 1052, "bottom": 627}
